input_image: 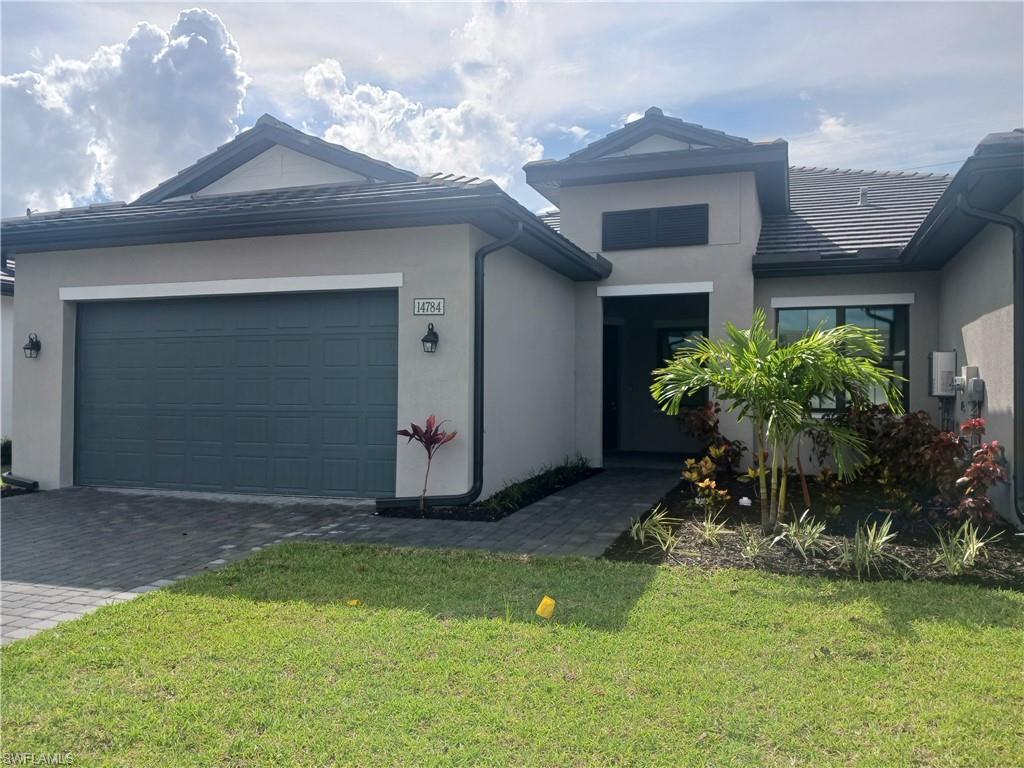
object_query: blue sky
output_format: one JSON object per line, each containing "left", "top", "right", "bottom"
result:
{"left": 2, "top": 2, "right": 1021, "bottom": 216}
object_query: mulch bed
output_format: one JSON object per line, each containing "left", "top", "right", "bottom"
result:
{"left": 605, "top": 476, "right": 1024, "bottom": 590}
{"left": 377, "top": 468, "right": 602, "bottom": 522}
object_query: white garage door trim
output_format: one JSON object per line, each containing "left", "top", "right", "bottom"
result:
{"left": 59, "top": 272, "right": 404, "bottom": 302}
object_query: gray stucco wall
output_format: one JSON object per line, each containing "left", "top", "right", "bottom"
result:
{"left": 937, "top": 193, "right": 1022, "bottom": 521}
{"left": 481, "top": 232, "right": 577, "bottom": 496}
{"left": 754, "top": 271, "right": 941, "bottom": 420}
{"left": 560, "top": 172, "right": 762, "bottom": 461}
{"left": 11, "top": 225, "right": 478, "bottom": 497}
{"left": 1, "top": 294, "right": 12, "bottom": 440}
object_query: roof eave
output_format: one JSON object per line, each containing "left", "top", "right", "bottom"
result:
{"left": 900, "top": 149, "right": 1024, "bottom": 269}
{"left": 752, "top": 245, "right": 907, "bottom": 278}
{"left": 564, "top": 109, "right": 753, "bottom": 162}
{"left": 525, "top": 143, "right": 790, "bottom": 213}
{"left": 2, "top": 195, "right": 610, "bottom": 282}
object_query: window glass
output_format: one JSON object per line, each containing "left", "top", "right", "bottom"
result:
{"left": 777, "top": 308, "right": 837, "bottom": 346}
{"left": 658, "top": 328, "right": 706, "bottom": 407}
{"left": 776, "top": 304, "right": 908, "bottom": 410}
{"left": 659, "top": 328, "right": 703, "bottom": 363}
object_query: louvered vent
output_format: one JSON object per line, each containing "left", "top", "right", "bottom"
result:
{"left": 602, "top": 204, "right": 709, "bottom": 250}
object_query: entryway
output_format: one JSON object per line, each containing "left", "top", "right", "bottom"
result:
{"left": 602, "top": 292, "right": 709, "bottom": 463}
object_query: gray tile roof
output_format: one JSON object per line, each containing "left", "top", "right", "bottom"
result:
{"left": 563, "top": 106, "right": 755, "bottom": 162}
{"left": 133, "top": 114, "right": 416, "bottom": 205}
{"left": 1, "top": 174, "right": 498, "bottom": 233}
{"left": 537, "top": 210, "right": 560, "bottom": 232}
{"left": 0, "top": 174, "right": 611, "bottom": 281}
{"left": 756, "top": 166, "right": 951, "bottom": 264}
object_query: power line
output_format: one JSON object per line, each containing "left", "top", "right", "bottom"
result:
{"left": 896, "top": 158, "right": 965, "bottom": 172}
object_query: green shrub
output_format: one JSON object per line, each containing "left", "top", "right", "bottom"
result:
{"left": 933, "top": 520, "right": 1002, "bottom": 575}
{"left": 0, "top": 438, "right": 10, "bottom": 466}
{"left": 834, "top": 515, "right": 910, "bottom": 580}
{"left": 738, "top": 523, "right": 772, "bottom": 560}
{"left": 629, "top": 504, "right": 682, "bottom": 553}
{"left": 774, "top": 510, "right": 828, "bottom": 561}
{"left": 690, "top": 508, "right": 729, "bottom": 547}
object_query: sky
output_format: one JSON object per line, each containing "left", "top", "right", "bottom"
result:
{"left": 1, "top": 1, "right": 1022, "bottom": 217}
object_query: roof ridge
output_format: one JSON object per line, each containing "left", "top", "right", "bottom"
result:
{"left": 418, "top": 173, "right": 499, "bottom": 189}
{"left": 131, "top": 114, "right": 416, "bottom": 206}
{"left": 790, "top": 165, "right": 952, "bottom": 179}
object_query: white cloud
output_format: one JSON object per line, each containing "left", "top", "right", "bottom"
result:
{"left": 1, "top": 9, "right": 247, "bottom": 215}
{"left": 562, "top": 125, "right": 592, "bottom": 143}
{"left": 304, "top": 57, "right": 542, "bottom": 189}
{"left": 789, "top": 112, "right": 891, "bottom": 169}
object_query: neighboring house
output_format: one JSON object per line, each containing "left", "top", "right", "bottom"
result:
{"left": 0, "top": 259, "right": 13, "bottom": 442}
{"left": 2, "top": 110, "right": 1021, "bottom": 524}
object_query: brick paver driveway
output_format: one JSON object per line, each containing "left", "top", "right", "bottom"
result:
{"left": 1, "top": 467, "right": 677, "bottom": 643}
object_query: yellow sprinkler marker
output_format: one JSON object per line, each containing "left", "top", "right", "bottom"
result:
{"left": 346, "top": 599, "right": 362, "bottom": 607}
{"left": 535, "top": 595, "right": 557, "bottom": 619}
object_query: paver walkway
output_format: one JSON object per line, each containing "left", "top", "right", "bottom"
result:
{"left": 1, "top": 467, "right": 677, "bottom": 642}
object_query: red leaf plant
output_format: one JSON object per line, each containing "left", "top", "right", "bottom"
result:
{"left": 954, "top": 440, "right": 1009, "bottom": 522}
{"left": 397, "top": 415, "right": 458, "bottom": 512}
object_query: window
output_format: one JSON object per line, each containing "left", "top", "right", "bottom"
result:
{"left": 776, "top": 304, "right": 909, "bottom": 409}
{"left": 657, "top": 327, "right": 707, "bottom": 407}
{"left": 602, "top": 204, "right": 709, "bottom": 251}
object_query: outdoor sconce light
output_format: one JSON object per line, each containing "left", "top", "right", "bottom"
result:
{"left": 421, "top": 323, "right": 439, "bottom": 353}
{"left": 22, "top": 333, "right": 41, "bottom": 359}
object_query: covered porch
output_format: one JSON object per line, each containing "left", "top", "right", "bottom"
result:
{"left": 601, "top": 289, "right": 710, "bottom": 467}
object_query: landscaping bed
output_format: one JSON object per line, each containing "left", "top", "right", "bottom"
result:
{"left": 606, "top": 476, "right": 1024, "bottom": 590}
{"left": 377, "top": 457, "right": 599, "bottom": 522}
{"left": 3, "top": 543, "right": 1022, "bottom": 766}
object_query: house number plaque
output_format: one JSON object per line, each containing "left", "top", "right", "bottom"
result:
{"left": 413, "top": 298, "right": 445, "bottom": 316}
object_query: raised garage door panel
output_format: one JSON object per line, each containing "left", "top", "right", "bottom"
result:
{"left": 75, "top": 290, "right": 398, "bottom": 497}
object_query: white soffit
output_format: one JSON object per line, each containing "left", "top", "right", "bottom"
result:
{"left": 770, "top": 293, "right": 915, "bottom": 309}
{"left": 597, "top": 281, "right": 714, "bottom": 297}
{"left": 60, "top": 273, "right": 404, "bottom": 302}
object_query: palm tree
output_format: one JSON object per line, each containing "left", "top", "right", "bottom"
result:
{"left": 651, "top": 309, "right": 903, "bottom": 534}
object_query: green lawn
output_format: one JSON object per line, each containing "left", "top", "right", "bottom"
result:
{"left": 3, "top": 544, "right": 1022, "bottom": 767}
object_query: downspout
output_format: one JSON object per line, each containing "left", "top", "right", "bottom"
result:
{"left": 956, "top": 190, "right": 1024, "bottom": 525}
{"left": 377, "top": 221, "right": 525, "bottom": 510}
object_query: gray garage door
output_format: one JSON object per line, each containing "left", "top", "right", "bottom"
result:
{"left": 75, "top": 290, "right": 398, "bottom": 497}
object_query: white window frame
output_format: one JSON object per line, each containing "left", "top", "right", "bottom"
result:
{"left": 770, "top": 292, "right": 914, "bottom": 309}
{"left": 597, "top": 281, "right": 714, "bottom": 298}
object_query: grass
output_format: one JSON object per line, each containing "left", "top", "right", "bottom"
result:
{"left": 2, "top": 544, "right": 1022, "bottom": 767}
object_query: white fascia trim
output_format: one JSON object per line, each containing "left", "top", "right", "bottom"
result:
{"left": 59, "top": 273, "right": 404, "bottom": 302}
{"left": 770, "top": 292, "right": 915, "bottom": 309}
{"left": 597, "top": 281, "right": 714, "bottom": 297}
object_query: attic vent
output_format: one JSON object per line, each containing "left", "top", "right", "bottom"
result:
{"left": 859, "top": 188, "right": 870, "bottom": 206}
{"left": 602, "top": 204, "right": 709, "bottom": 251}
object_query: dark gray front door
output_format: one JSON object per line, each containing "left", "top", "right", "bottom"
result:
{"left": 75, "top": 290, "right": 398, "bottom": 497}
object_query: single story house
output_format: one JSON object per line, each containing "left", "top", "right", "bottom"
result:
{"left": 2, "top": 109, "right": 1021, "bottom": 524}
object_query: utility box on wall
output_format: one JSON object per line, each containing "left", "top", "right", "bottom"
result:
{"left": 929, "top": 351, "right": 957, "bottom": 397}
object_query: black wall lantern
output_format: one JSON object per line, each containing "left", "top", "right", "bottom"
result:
{"left": 421, "top": 323, "right": 439, "bottom": 353}
{"left": 22, "top": 333, "right": 41, "bottom": 359}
